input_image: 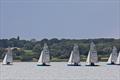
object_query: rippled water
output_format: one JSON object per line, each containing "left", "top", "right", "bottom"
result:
{"left": 0, "top": 62, "right": 120, "bottom": 80}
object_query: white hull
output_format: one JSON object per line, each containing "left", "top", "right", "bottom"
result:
{"left": 67, "top": 63, "right": 80, "bottom": 66}
{"left": 37, "top": 62, "right": 50, "bottom": 66}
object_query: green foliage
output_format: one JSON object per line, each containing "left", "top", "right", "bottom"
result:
{"left": 24, "top": 50, "right": 33, "bottom": 55}
{"left": 32, "top": 44, "right": 42, "bottom": 53}
{"left": 20, "top": 55, "right": 32, "bottom": 61}
{"left": 0, "top": 48, "right": 6, "bottom": 59}
{"left": 23, "top": 43, "right": 33, "bottom": 50}
{"left": 20, "top": 50, "right": 33, "bottom": 61}
{"left": 0, "top": 38, "right": 120, "bottom": 61}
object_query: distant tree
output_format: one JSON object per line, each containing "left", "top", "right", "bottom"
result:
{"left": 0, "top": 48, "right": 6, "bottom": 59}
{"left": 0, "top": 38, "right": 120, "bottom": 61}
{"left": 20, "top": 53, "right": 32, "bottom": 61}
{"left": 17, "top": 36, "right": 20, "bottom": 40}
{"left": 41, "top": 38, "right": 48, "bottom": 45}
{"left": 12, "top": 48, "right": 24, "bottom": 56}
{"left": 30, "top": 38, "right": 37, "bottom": 43}
{"left": 32, "top": 44, "right": 42, "bottom": 59}
{"left": 49, "top": 38, "right": 59, "bottom": 45}
{"left": 32, "top": 44, "right": 42, "bottom": 53}
{"left": 0, "top": 39, "right": 9, "bottom": 48}
{"left": 9, "top": 38, "right": 18, "bottom": 47}
{"left": 23, "top": 42, "right": 33, "bottom": 50}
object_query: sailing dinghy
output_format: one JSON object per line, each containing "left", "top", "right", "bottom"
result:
{"left": 2, "top": 47, "right": 13, "bottom": 65}
{"left": 107, "top": 46, "right": 118, "bottom": 65}
{"left": 67, "top": 44, "right": 80, "bottom": 66}
{"left": 86, "top": 42, "right": 98, "bottom": 66}
{"left": 116, "top": 51, "right": 120, "bottom": 65}
{"left": 37, "top": 43, "right": 50, "bottom": 66}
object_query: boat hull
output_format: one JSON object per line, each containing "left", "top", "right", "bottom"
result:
{"left": 37, "top": 64, "right": 50, "bottom": 66}
{"left": 107, "top": 62, "right": 116, "bottom": 65}
{"left": 86, "top": 63, "right": 99, "bottom": 66}
{"left": 37, "top": 63, "right": 50, "bottom": 66}
{"left": 2, "top": 63, "right": 13, "bottom": 65}
{"left": 67, "top": 63, "right": 80, "bottom": 66}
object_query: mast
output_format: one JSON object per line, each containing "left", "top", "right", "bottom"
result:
{"left": 116, "top": 51, "right": 120, "bottom": 65}
{"left": 68, "top": 44, "right": 80, "bottom": 66}
{"left": 107, "top": 46, "right": 118, "bottom": 65}
{"left": 86, "top": 42, "right": 98, "bottom": 66}
{"left": 37, "top": 43, "right": 50, "bottom": 66}
{"left": 3, "top": 47, "right": 13, "bottom": 65}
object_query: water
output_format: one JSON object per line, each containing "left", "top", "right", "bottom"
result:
{"left": 0, "top": 62, "right": 120, "bottom": 80}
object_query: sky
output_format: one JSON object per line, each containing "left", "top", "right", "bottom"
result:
{"left": 0, "top": 0, "right": 120, "bottom": 40}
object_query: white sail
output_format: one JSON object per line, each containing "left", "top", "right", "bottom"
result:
{"left": 38, "top": 51, "right": 44, "bottom": 65}
{"left": 86, "top": 51, "right": 91, "bottom": 65}
{"left": 107, "top": 46, "right": 118, "bottom": 64}
{"left": 107, "top": 54, "right": 112, "bottom": 64}
{"left": 37, "top": 43, "right": 50, "bottom": 66}
{"left": 116, "top": 51, "right": 120, "bottom": 65}
{"left": 86, "top": 42, "right": 98, "bottom": 65}
{"left": 68, "top": 44, "right": 80, "bottom": 65}
{"left": 3, "top": 47, "right": 13, "bottom": 65}
{"left": 68, "top": 51, "right": 74, "bottom": 64}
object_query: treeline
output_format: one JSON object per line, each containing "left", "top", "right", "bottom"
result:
{"left": 0, "top": 37, "right": 120, "bottom": 61}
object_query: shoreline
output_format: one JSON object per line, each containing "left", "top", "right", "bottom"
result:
{"left": 0, "top": 57, "right": 108, "bottom": 62}
{"left": 0, "top": 61, "right": 108, "bottom": 62}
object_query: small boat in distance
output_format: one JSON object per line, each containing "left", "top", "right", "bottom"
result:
{"left": 86, "top": 42, "right": 98, "bottom": 66}
{"left": 37, "top": 43, "right": 50, "bottom": 66}
{"left": 2, "top": 47, "right": 13, "bottom": 65}
{"left": 107, "top": 46, "right": 118, "bottom": 65}
{"left": 67, "top": 44, "right": 80, "bottom": 66}
{"left": 116, "top": 51, "right": 120, "bottom": 65}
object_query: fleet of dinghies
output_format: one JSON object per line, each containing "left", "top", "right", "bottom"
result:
{"left": 2, "top": 42, "right": 120, "bottom": 66}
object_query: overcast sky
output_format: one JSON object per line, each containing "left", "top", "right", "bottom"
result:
{"left": 0, "top": 0, "right": 120, "bottom": 40}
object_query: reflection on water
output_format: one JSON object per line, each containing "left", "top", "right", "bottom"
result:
{"left": 0, "top": 62, "right": 120, "bottom": 80}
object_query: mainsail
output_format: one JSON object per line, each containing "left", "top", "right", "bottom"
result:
{"left": 68, "top": 44, "right": 80, "bottom": 66}
{"left": 3, "top": 47, "right": 13, "bottom": 65}
{"left": 86, "top": 42, "right": 98, "bottom": 66}
{"left": 116, "top": 51, "right": 120, "bottom": 65}
{"left": 37, "top": 43, "right": 50, "bottom": 66}
{"left": 107, "top": 46, "right": 118, "bottom": 64}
